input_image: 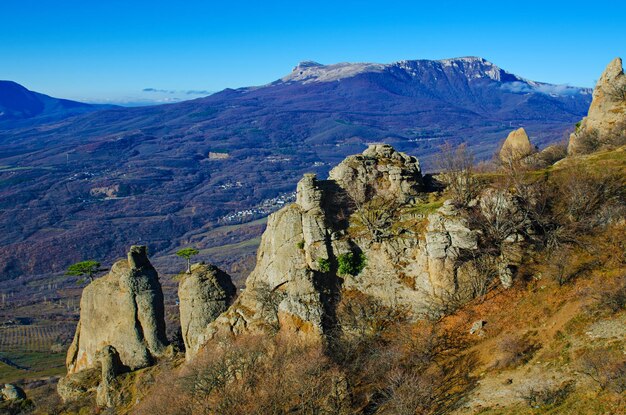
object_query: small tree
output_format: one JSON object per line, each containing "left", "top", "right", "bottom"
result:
{"left": 177, "top": 247, "right": 199, "bottom": 274}
{"left": 66, "top": 260, "right": 102, "bottom": 283}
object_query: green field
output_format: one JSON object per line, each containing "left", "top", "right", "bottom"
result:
{"left": 0, "top": 323, "right": 73, "bottom": 383}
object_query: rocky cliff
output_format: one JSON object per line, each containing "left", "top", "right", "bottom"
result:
{"left": 187, "top": 145, "right": 525, "bottom": 357}
{"left": 64, "top": 246, "right": 168, "bottom": 375}
{"left": 569, "top": 57, "right": 626, "bottom": 154}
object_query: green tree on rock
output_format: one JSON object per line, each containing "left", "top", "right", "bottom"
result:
{"left": 177, "top": 247, "right": 199, "bottom": 274}
{"left": 66, "top": 260, "right": 102, "bottom": 283}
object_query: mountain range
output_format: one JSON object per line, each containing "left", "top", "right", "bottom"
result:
{"left": 0, "top": 57, "right": 592, "bottom": 288}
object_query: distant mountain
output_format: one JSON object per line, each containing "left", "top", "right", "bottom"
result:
{"left": 0, "top": 57, "right": 591, "bottom": 288}
{"left": 0, "top": 80, "right": 114, "bottom": 127}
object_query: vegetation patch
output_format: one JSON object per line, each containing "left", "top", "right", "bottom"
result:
{"left": 337, "top": 252, "right": 367, "bottom": 276}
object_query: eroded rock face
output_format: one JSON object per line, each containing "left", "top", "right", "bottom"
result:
{"left": 329, "top": 144, "right": 423, "bottom": 204}
{"left": 500, "top": 128, "right": 533, "bottom": 161}
{"left": 194, "top": 145, "right": 527, "bottom": 356}
{"left": 201, "top": 146, "right": 460, "bottom": 344}
{"left": 65, "top": 245, "right": 168, "bottom": 375}
{"left": 569, "top": 57, "right": 626, "bottom": 154}
{"left": 179, "top": 263, "right": 236, "bottom": 360}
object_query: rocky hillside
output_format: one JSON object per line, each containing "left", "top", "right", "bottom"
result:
{"left": 0, "top": 57, "right": 592, "bottom": 294}
{"left": 2, "top": 58, "right": 624, "bottom": 415}
{"left": 31, "top": 137, "right": 622, "bottom": 414}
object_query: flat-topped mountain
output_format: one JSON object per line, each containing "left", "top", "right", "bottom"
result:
{"left": 0, "top": 57, "right": 591, "bottom": 294}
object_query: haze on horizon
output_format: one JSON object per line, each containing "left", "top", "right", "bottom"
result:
{"left": 1, "top": 0, "right": 625, "bottom": 105}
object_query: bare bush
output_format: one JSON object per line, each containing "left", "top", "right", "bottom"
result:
{"left": 137, "top": 335, "right": 345, "bottom": 415}
{"left": 578, "top": 347, "right": 626, "bottom": 393}
{"left": 537, "top": 143, "right": 568, "bottom": 166}
{"left": 376, "top": 356, "right": 476, "bottom": 415}
{"left": 519, "top": 380, "right": 575, "bottom": 408}
{"left": 336, "top": 291, "right": 409, "bottom": 338}
{"left": 592, "top": 274, "right": 626, "bottom": 313}
{"left": 495, "top": 333, "right": 540, "bottom": 369}
{"left": 573, "top": 129, "right": 601, "bottom": 154}
{"left": 436, "top": 142, "right": 480, "bottom": 206}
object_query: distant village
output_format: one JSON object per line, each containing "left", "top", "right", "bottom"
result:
{"left": 218, "top": 192, "right": 296, "bottom": 224}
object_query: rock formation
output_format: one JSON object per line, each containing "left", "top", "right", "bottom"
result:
{"left": 569, "top": 57, "right": 626, "bottom": 154}
{"left": 64, "top": 245, "right": 168, "bottom": 375}
{"left": 190, "top": 144, "right": 525, "bottom": 354}
{"left": 1, "top": 384, "right": 26, "bottom": 401}
{"left": 178, "top": 263, "right": 236, "bottom": 359}
{"left": 500, "top": 127, "right": 533, "bottom": 161}
{"left": 95, "top": 345, "right": 122, "bottom": 407}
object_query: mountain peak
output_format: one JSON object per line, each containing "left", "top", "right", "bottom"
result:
{"left": 294, "top": 60, "right": 324, "bottom": 70}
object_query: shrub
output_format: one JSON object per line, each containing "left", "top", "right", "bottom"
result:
{"left": 520, "top": 380, "right": 575, "bottom": 408}
{"left": 574, "top": 129, "right": 601, "bottom": 154}
{"left": 496, "top": 334, "right": 540, "bottom": 369}
{"left": 317, "top": 257, "right": 330, "bottom": 273}
{"left": 436, "top": 142, "right": 480, "bottom": 206}
{"left": 594, "top": 274, "right": 626, "bottom": 313}
{"left": 296, "top": 240, "right": 305, "bottom": 249}
{"left": 578, "top": 347, "right": 626, "bottom": 393}
{"left": 337, "top": 252, "right": 367, "bottom": 276}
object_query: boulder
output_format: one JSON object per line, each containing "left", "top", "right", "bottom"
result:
{"left": 65, "top": 245, "right": 168, "bottom": 375}
{"left": 469, "top": 320, "right": 487, "bottom": 335}
{"left": 500, "top": 128, "right": 533, "bottom": 162}
{"left": 569, "top": 57, "right": 626, "bottom": 154}
{"left": 1, "top": 384, "right": 26, "bottom": 401}
{"left": 178, "top": 263, "right": 236, "bottom": 360}
{"left": 329, "top": 144, "right": 424, "bottom": 204}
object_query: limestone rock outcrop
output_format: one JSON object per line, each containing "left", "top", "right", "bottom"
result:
{"left": 65, "top": 245, "right": 168, "bottom": 375}
{"left": 329, "top": 144, "right": 423, "bottom": 203}
{"left": 569, "top": 57, "right": 626, "bottom": 154}
{"left": 188, "top": 145, "right": 530, "bottom": 358}
{"left": 1, "top": 384, "right": 26, "bottom": 401}
{"left": 198, "top": 145, "right": 506, "bottom": 345}
{"left": 178, "top": 263, "right": 236, "bottom": 359}
{"left": 500, "top": 128, "right": 533, "bottom": 161}
{"left": 95, "top": 345, "right": 122, "bottom": 407}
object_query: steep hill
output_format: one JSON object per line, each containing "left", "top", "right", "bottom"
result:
{"left": 0, "top": 81, "right": 113, "bottom": 127}
{"left": 0, "top": 57, "right": 591, "bottom": 295}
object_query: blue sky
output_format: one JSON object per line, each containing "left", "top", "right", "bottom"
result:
{"left": 1, "top": 0, "right": 625, "bottom": 104}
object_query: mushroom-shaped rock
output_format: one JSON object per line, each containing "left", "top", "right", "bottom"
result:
{"left": 499, "top": 128, "right": 533, "bottom": 162}
{"left": 65, "top": 245, "right": 168, "bottom": 375}
{"left": 178, "top": 263, "right": 236, "bottom": 359}
{"left": 569, "top": 57, "right": 626, "bottom": 154}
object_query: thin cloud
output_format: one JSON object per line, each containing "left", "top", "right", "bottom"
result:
{"left": 501, "top": 81, "right": 588, "bottom": 96}
{"left": 143, "top": 88, "right": 212, "bottom": 95}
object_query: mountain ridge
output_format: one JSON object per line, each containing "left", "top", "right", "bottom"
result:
{"left": 0, "top": 80, "right": 116, "bottom": 128}
{"left": 0, "top": 57, "right": 592, "bottom": 295}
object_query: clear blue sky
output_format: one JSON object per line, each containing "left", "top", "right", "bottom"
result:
{"left": 1, "top": 0, "right": 625, "bottom": 104}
